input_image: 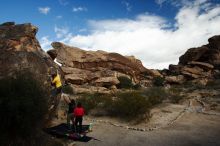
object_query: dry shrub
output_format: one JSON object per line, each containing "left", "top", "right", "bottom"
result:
{"left": 0, "top": 72, "right": 50, "bottom": 146}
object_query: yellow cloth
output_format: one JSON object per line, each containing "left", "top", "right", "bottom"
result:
{"left": 52, "top": 74, "right": 62, "bottom": 88}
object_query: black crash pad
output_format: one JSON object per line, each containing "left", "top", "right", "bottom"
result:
{"left": 44, "top": 123, "right": 92, "bottom": 142}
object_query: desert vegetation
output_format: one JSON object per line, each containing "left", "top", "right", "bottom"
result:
{"left": 0, "top": 72, "right": 50, "bottom": 146}
{"left": 117, "top": 76, "right": 134, "bottom": 89}
{"left": 76, "top": 86, "right": 184, "bottom": 122}
{"left": 153, "top": 76, "right": 165, "bottom": 86}
{"left": 62, "top": 84, "right": 75, "bottom": 94}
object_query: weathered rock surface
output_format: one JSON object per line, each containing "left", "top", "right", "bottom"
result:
{"left": 93, "top": 77, "right": 120, "bottom": 87}
{"left": 47, "top": 42, "right": 159, "bottom": 92}
{"left": 71, "top": 84, "right": 111, "bottom": 94}
{"left": 168, "top": 35, "right": 220, "bottom": 85}
{"left": 47, "top": 35, "right": 220, "bottom": 88}
{"left": 0, "top": 22, "right": 61, "bottom": 124}
{"left": 179, "top": 35, "right": 220, "bottom": 68}
{"left": 165, "top": 75, "right": 185, "bottom": 84}
{"left": 188, "top": 61, "right": 214, "bottom": 70}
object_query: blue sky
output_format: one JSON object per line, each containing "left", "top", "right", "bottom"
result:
{"left": 0, "top": 0, "right": 177, "bottom": 39}
{"left": 1, "top": 0, "right": 220, "bottom": 69}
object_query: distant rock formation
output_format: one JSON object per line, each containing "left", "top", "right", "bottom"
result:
{"left": 166, "top": 35, "right": 220, "bottom": 85}
{"left": 47, "top": 42, "right": 161, "bottom": 93}
{"left": 179, "top": 36, "right": 220, "bottom": 68}
{"left": 47, "top": 35, "right": 220, "bottom": 89}
{"left": 2, "top": 21, "right": 219, "bottom": 98}
{"left": 0, "top": 22, "right": 61, "bottom": 124}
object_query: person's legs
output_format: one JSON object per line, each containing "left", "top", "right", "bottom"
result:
{"left": 75, "top": 117, "right": 79, "bottom": 133}
{"left": 78, "top": 117, "right": 83, "bottom": 133}
{"left": 67, "top": 113, "right": 72, "bottom": 129}
{"left": 51, "top": 88, "right": 57, "bottom": 98}
{"left": 72, "top": 116, "right": 76, "bottom": 132}
{"left": 56, "top": 86, "right": 62, "bottom": 95}
{"left": 53, "top": 87, "right": 62, "bottom": 119}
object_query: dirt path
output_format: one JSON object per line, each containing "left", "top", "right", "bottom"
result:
{"left": 72, "top": 112, "right": 220, "bottom": 146}
{"left": 65, "top": 99, "right": 220, "bottom": 146}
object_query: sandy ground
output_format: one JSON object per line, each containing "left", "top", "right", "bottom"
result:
{"left": 72, "top": 112, "right": 220, "bottom": 146}
{"left": 60, "top": 98, "right": 220, "bottom": 146}
{"left": 53, "top": 95, "right": 220, "bottom": 146}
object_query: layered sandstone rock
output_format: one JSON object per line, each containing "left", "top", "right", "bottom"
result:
{"left": 165, "top": 75, "right": 185, "bottom": 84}
{"left": 47, "top": 42, "right": 159, "bottom": 92}
{"left": 179, "top": 35, "right": 220, "bottom": 68}
{"left": 168, "top": 35, "right": 220, "bottom": 85}
{"left": 0, "top": 22, "right": 61, "bottom": 124}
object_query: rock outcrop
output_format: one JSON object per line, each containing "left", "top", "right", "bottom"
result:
{"left": 47, "top": 35, "right": 220, "bottom": 87}
{"left": 0, "top": 22, "right": 61, "bottom": 124}
{"left": 167, "top": 35, "right": 220, "bottom": 85}
{"left": 179, "top": 36, "right": 220, "bottom": 68}
{"left": 47, "top": 42, "right": 159, "bottom": 92}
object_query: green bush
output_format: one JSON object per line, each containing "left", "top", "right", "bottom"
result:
{"left": 77, "top": 87, "right": 172, "bottom": 122}
{"left": 77, "top": 94, "right": 97, "bottom": 114}
{"left": 143, "top": 87, "right": 167, "bottom": 105}
{"left": 153, "top": 76, "right": 165, "bottom": 86}
{"left": 167, "top": 87, "right": 183, "bottom": 103}
{"left": 0, "top": 72, "right": 48, "bottom": 146}
{"left": 206, "top": 79, "right": 220, "bottom": 90}
{"left": 77, "top": 93, "right": 109, "bottom": 114}
{"left": 117, "top": 76, "right": 133, "bottom": 89}
{"left": 77, "top": 91, "right": 151, "bottom": 122}
{"left": 112, "top": 92, "right": 150, "bottom": 121}
{"left": 132, "top": 83, "right": 142, "bottom": 90}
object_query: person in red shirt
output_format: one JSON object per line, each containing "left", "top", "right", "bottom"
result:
{"left": 73, "top": 102, "right": 85, "bottom": 133}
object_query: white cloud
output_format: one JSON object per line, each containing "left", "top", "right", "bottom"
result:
{"left": 56, "top": 15, "right": 63, "bottom": 19}
{"left": 79, "top": 28, "right": 87, "bottom": 32}
{"left": 40, "top": 36, "right": 52, "bottom": 50}
{"left": 155, "top": 0, "right": 167, "bottom": 5}
{"left": 122, "top": 1, "right": 132, "bottom": 11}
{"left": 38, "top": 7, "right": 50, "bottom": 15}
{"left": 50, "top": 0, "right": 220, "bottom": 69}
{"left": 58, "top": 0, "right": 68, "bottom": 6}
{"left": 72, "top": 7, "right": 88, "bottom": 12}
{"left": 155, "top": 0, "right": 209, "bottom": 7}
{"left": 54, "top": 25, "right": 69, "bottom": 39}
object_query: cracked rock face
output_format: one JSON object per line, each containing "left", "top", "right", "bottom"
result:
{"left": 179, "top": 35, "right": 220, "bottom": 68}
{"left": 167, "top": 35, "right": 220, "bottom": 85}
{"left": 47, "top": 42, "right": 161, "bottom": 92}
{"left": 0, "top": 22, "right": 61, "bottom": 125}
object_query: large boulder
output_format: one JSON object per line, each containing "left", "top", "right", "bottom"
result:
{"left": 0, "top": 22, "right": 61, "bottom": 125}
{"left": 93, "top": 77, "right": 120, "bottom": 87}
{"left": 71, "top": 84, "right": 111, "bottom": 94}
{"left": 179, "top": 46, "right": 210, "bottom": 65}
{"left": 168, "top": 64, "right": 183, "bottom": 75}
{"left": 47, "top": 42, "right": 157, "bottom": 91}
{"left": 179, "top": 35, "right": 220, "bottom": 68}
{"left": 168, "top": 35, "right": 220, "bottom": 84}
{"left": 165, "top": 75, "right": 185, "bottom": 84}
{"left": 180, "top": 65, "right": 212, "bottom": 79}
{"left": 188, "top": 61, "right": 214, "bottom": 70}
{"left": 207, "top": 35, "right": 220, "bottom": 50}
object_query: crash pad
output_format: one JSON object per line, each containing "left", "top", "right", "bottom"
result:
{"left": 44, "top": 123, "right": 92, "bottom": 142}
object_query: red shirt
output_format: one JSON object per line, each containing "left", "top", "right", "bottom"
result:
{"left": 74, "top": 107, "right": 85, "bottom": 116}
